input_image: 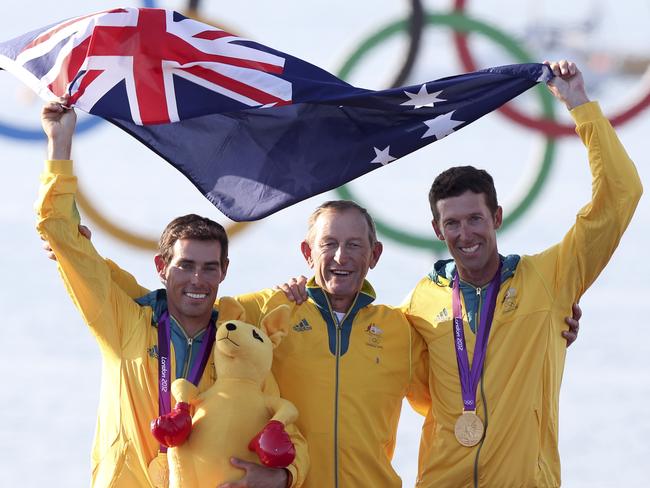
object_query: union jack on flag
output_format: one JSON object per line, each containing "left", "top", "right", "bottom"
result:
{"left": 0, "top": 7, "right": 551, "bottom": 221}
{"left": 5, "top": 7, "right": 293, "bottom": 125}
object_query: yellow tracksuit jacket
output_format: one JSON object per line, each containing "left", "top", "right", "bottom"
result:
{"left": 236, "top": 281, "right": 430, "bottom": 488}
{"left": 403, "top": 102, "right": 643, "bottom": 487}
{"left": 35, "top": 160, "right": 308, "bottom": 488}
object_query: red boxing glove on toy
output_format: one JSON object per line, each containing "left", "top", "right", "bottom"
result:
{"left": 248, "top": 420, "right": 296, "bottom": 468}
{"left": 150, "top": 402, "right": 192, "bottom": 447}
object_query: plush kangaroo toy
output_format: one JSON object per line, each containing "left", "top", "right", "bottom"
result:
{"left": 151, "top": 299, "right": 297, "bottom": 488}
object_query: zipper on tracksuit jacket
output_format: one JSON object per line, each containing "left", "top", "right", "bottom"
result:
{"left": 334, "top": 317, "right": 342, "bottom": 488}
{"left": 177, "top": 324, "right": 205, "bottom": 379}
{"left": 330, "top": 299, "right": 352, "bottom": 488}
{"left": 307, "top": 283, "right": 370, "bottom": 488}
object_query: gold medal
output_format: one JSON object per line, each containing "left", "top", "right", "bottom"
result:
{"left": 148, "top": 451, "right": 169, "bottom": 488}
{"left": 454, "top": 411, "right": 484, "bottom": 447}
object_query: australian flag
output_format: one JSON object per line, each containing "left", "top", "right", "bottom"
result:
{"left": 0, "top": 7, "right": 550, "bottom": 221}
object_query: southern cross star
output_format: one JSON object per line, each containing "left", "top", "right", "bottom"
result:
{"left": 370, "top": 146, "right": 396, "bottom": 166}
{"left": 400, "top": 84, "right": 445, "bottom": 109}
{"left": 421, "top": 111, "right": 464, "bottom": 140}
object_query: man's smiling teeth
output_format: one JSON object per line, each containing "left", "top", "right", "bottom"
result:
{"left": 185, "top": 292, "right": 208, "bottom": 299}
{"left": 460, "top": 244, "right": 479, "bottom": 253}
{"left": 331, "top": 270, "right": 351, "bottom": 276}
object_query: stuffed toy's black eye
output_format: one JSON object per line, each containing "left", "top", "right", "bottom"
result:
{"left": 252, "top": 329, "right": 264, "bottom": 342}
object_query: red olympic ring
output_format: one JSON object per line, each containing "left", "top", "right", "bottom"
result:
{"left": 452, "top": 0, "right": 650, "bottom": 137}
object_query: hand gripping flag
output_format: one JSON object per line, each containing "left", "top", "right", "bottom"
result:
{"left": 0, "top": 7, "right": 551, "bottom": 221}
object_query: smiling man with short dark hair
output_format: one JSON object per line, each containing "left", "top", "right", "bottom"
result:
{"left": 36, "top": 100, "right": 307, "bottom": 488}
{"left": 403, "top": 60, "right": 643, "bottom": 487}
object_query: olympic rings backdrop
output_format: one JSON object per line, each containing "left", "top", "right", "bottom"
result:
{"left": 2, "top": 0, "right": 647, "bottom": 253}
{"left": 1, "top": 2, "right": 648, "bottom": 487}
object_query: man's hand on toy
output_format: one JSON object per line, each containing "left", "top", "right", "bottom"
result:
{"left": 217, "top": 458, "right": 291, "bottom": 488}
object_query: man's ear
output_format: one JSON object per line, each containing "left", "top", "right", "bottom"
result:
{"left": 220, "top": 257, "right": 230, "bottom": 283}
{"left": 494, "top": 206, "right": 503, "bottom": 230}
{"left": 369, "top": 241, "right": 383, "bottom": 270}
{"left": 154, "top": 254, "right": 167, "bottom": 284}
{"left": 300, "top": 240, "right": 314, "bottom": 268}
{"left": 432, "top": 219, "right": 445, "bottom": 241}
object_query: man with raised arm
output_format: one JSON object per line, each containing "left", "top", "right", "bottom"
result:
{"left": 36, "top": 99, "right": 307, "bottom": 488}
{"left": 402, "top": 60, "right": 642, "bottom": 486}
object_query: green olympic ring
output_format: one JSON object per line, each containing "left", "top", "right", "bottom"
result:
{"left": 335, "top": 11, "right": 557, "bottom": 252}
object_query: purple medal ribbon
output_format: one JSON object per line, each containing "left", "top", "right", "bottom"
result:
{"left": 157, "top": 311, "right": 171, "bottom": 420}
{"left": 156, "top": 310, "right": 216, "bottom": 452}
{"left": 451, "top": 262, "right": 502, "bottom": 412}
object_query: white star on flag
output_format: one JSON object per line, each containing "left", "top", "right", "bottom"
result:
{"left": 421, "top": 112, "right": 464, "bottom": 140}
{"left": 400, "top": 85, "right": 445, "bottom": 109}
{"left": 371, "top": 146, "right": 397, "bottom": 166}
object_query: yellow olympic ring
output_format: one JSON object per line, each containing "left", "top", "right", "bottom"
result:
{"left": 76, "top": 184, "right": 250, "bottom": 251}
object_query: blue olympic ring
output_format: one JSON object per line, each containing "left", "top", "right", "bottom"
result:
{"left": 0, "top": 0, "right": 157, "bottom": 141}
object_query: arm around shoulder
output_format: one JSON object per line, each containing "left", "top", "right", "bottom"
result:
{"left": 233, "top": 288, "right": 285, "bottom": 327}
{"left": 405, "top": 322, "right": 431, "bottom": 417}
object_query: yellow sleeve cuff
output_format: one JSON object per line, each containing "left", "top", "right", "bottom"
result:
{"left": 570, "top": 101, "right": 603, "bottom": 126}
{"left": 45, "top": 159, "right": 73, "bottom": 175}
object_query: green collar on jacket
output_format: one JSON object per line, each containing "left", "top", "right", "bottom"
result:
{"left": 427, "top": 255, "right": 520, "bottom": 333}
{"left": 305, "top": 277, "right": 376, "bottom": 356}
{"left": 135, "top": 289, "right": 218, "bottom": 378}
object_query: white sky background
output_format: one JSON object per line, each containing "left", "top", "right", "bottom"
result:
{"left": 0, "top": 1, "right": 648, "bottom": 486}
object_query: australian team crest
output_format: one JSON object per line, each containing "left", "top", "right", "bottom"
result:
{"left": 502, "top": 287, "right": 518, "bottom": 312}
{"left": 365, "top": 323, "right": 384, "bottom": 349}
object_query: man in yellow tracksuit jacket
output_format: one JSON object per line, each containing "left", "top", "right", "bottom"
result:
{"left": 403, "top": 61, "right": 642, "bottom": 487}
{"left": 36, "top": 101, "right": 308, "bottom": 488}
{"left": 235, "top": 277, "right": 430, "bottom": 487}
{"left": 106, "top": 200, "right": 431, "bottom": 488}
